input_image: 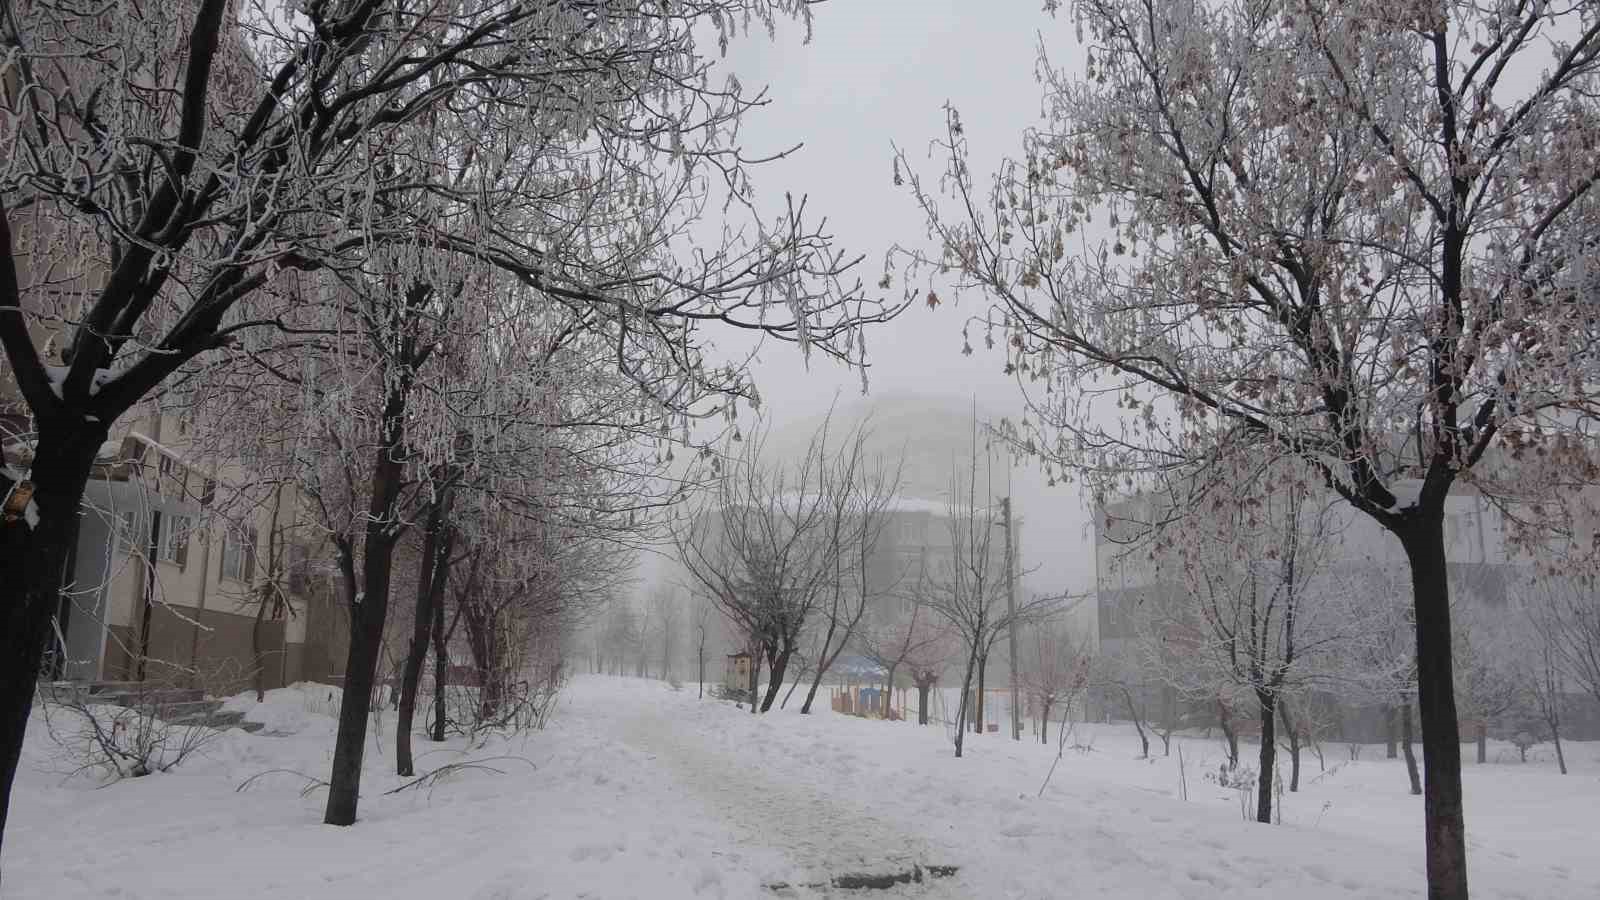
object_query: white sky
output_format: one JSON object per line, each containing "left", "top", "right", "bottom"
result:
{"left": 683, "top": 2, "right": 1099, "bottom": 595}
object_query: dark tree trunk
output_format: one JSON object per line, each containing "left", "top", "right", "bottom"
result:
{"left": 397, "top": 505, "right": 450, "bottom": 777}
{"left": 0, "top": 426, "right": 101, "bottom": 869}
{"left": 1402, "top": 698, "right": 1423, "bottom": 796}
{"left": 324, "top": 439, "right": 406, "bottom": 827}
{"left": 250, "top": 587, "right": 272, "bottom": 702}
{"left": 1475, "top": 722, "right": 1487, "bottom": 765}
{"left": 1123, "top": 687, "right": 1149, "bottom": 759}
{"left": 781, "top": 665, "right": 804, "bottom": 709}
{"left": 747, "top": 642, "right": 761, "bottom": 713}
{"left": 800, "top": 619, "right": 838, "bottom": 715}
{"left": 882, "top": 663, "right": 899, "bottom": 719}
{"left": 916, "top": 675, "right": 934, "bottom": 726}
{"left": 1399, "top": 521, "right": 1467, "bottom": 900}
{"left": 952, "top": 642, "right": 980, "bottom": 757}
{"left": 1386, "top": 704, "right": 1399, "bottom": 759}
{"left": 430, "top": 584, "right": 447, "bottom": 742}
{"left": 1040, "top": 700, "right": 1054, "bottom": 745}
{"left": 759, "top": 639, "right": 790, "bottom": 712}
{"left": 251, "top": 486, "right": 286, "bottom": 703}
{"left": 1256, "top": 691, "right": 1276, "bottom": 824}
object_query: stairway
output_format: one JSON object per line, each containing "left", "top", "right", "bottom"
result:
{"left": 37, "top": 680, "right": 266, "bottom": 733}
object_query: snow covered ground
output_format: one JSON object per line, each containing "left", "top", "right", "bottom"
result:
{"left": 6, "top": 675, "right": 1597, "bottom": 898}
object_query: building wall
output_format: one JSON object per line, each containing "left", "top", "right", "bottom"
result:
{"left": 43, "top": 410, "right": 344, "bottom": 692}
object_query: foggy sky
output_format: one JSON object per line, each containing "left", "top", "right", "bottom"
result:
{"left": 697, "top": 2, "right": 1098, "bottom": 594}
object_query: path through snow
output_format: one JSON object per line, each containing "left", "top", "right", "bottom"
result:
{"left": 612, "top": 693, "right": 956, "bottom": 894}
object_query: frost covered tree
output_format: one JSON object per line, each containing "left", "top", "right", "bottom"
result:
{"left": 912, "top": 436, "right": 1058, "bottom": 757}
{"left": 1451, "top": 602, "right": 1521, "bottom": 765}
{"left": 1535, "top": 575, "right": 1600, "bottom": 716}
{"left": 676, "top": 416, "right": 891, "bottom": 713}
{"left": 0, "top": 0, "right": 904, "bottom": 849}
{"left": 796, "top": 425, "right": 903, "bottom": 715}
{"left": 1155, "top": 457, "right": 1351, "bottom": 824}
{"left": 1513, "top": 585, "right": 1569, "bottom": 774}
{"left": 855, "top": 599, "right": 951, "bottom": 724}
{"left": 897, "top": 3, "right": 1600, "bottom": 894}
{"left": 1021, "top": 623, "right": 1089, "bottom": 744}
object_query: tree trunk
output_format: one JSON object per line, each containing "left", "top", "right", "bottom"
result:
{"left": 1218, "top": 699, "right": 1238, "bottom": 770}
{"left": 430, "top": 585, "right": 447, "bottom": 743}
{"left": 0, "top": 427, "right": 101, "bottom": 868}
{"left": 953, "top": 644, "right": 979, "bottom": 757}
{"left": 1256, "top": 691, "right": 1276, "bottom": 824}
{"left": 759, "top": 641, "right": 790, "bottom": 712}
{"left": 250, "top": 588, "right": 272, "bottom": 702}
{"left": 882, "top": 663, "right": 899, "bottom": 720}
{"left": 1123, "top": 687, "right": 1149, "bottom": 759}
{"left": 973, "top": 653, "right": 988, "bottom": 735}
{"left": 1040, "top": 699, "right": 1053, "bottom": 745}
{"left": 1280, "top": 699, "right": 1301, "bottom": 793}
{"left": 1552, "top": 726, "right": 1566, "bottom": 775}
{"left": 324, "top": 438, "right": 406, "bottom": 827}
{"left": 1386, "top": 704, "right": 1399, "bottom": 759}
{"left": 747, "top": 641, "right": 760, "bottom": 713}
{"left": 1402, "top": 698, "right": 1423, "bottom": 796}
{"left": 781, "top": 666, "right": 804, "bottom": 709}
{"left": 916, "top": 678, "right": 933, "bottom": 726}
{"left": 800, "top": 618, "right": 839, "bottom": 716}
{"left": 397, "top": 505, "right": 449, "bottom": 777}
{"left": 1475, "top": 723, "right": 1487, "bottom": 765}
{"left": 251, "top": 485, "right": 287, "bottom": 702}
{"left": 1399, "top": 521, "right": 1468, "bottom": 900}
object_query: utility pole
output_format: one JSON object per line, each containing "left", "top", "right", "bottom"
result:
{"left": 1002, "top": 496, "right": 1020, "bottom": 741}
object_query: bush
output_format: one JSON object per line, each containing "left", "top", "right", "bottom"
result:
{"left": 37, "top": 677, "right": 224, "bottom": 780}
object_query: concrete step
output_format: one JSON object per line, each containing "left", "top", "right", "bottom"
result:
{"left": 38, "top": 681, "right": 205, "bottom": 707}
{"left": 150, "top": 699, "right": 224, "bottom": 719}
{"left": 42, "top": 681, "right": 265, "bottom": 733}
{"left": 97, "top": 687, "right": 206, "bottom": 706}
{"left": 167, "top": 708, "right": 264, "bottom": 733}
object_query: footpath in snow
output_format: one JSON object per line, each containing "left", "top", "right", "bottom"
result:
{"left": 5, "top": 675, "right": 1598, "bottom": 898}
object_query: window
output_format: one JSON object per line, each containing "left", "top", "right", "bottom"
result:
{"left": 157, "top": 453, "right": 186, "bottom": 498}
{"left": 157, "top": 514, "right": 191, "bottom": 568}
{"left": 221, "top": 525, "right": 258, "bottom": 584}
{"left": 286, "top": 542, "right": 310, "bottom": 596}
{"left": 902, "top": 517, "right": 923, "bottom": 544}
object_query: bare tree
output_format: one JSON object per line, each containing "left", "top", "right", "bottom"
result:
{"left": 897, "top": 3, "right": 1600, "bottom": 894}
{"left": 693, "top": 599, "right": 713, "bottom": 700}
{"left": 856, "top": 600, "right": 950, "bottom": 724}
{"left": 1091, "top": 651, "right": 1153, "bottom": 760}
{"left": 797, "top": 425, "right": 904, "bottom": 715}
{"left": 1157, "top": 458, "right": 1355, "bottom": 824}
{"left": 1517, "top": 608, "right": 1568, "bottom": 775}
{"left": 1452, "top": 605, "right": 1522, "bottom": 766}
{"left": 677, "top": 416, "right": 884, "bottom": 714}
{"left": 914, "top": 431, "right": 1059, "bottom": 758}
{"left": 1538, "top": 576, "right": 1600, "bottom": 718}
{"left": 1021, "top": 624, "right": 1089, "bottom": 745}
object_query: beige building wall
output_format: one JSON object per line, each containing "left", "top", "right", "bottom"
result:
{"left": 48, "top": 410, "right": 347, "bottom": 694}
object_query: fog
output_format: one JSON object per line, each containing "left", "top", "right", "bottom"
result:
{"left": 669, "top": 2, "right": 1100, "bottom": 597}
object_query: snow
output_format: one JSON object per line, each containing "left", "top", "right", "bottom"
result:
{"left": 7, "top": 677, "right": 1599, "bottom": 898}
